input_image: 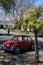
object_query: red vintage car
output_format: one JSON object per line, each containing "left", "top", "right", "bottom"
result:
{"left": 2, "top": 35, "right": 34, "bottom": 53}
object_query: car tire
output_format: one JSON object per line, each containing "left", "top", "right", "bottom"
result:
{"left": 15, "top": 47, "right": 20, "bottom": 54}
{"left": 31, "top": 45, "right": 35, "bottom": 51}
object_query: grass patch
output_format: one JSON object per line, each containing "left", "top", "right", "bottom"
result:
{"left": 11, "top": 29, "right": 29, "bottom": 35}
{"left": 10, "top": 29, "right": 34, "bottom": 36}
{"left": 4, "top": 29, "right": 34, "bottom": 36}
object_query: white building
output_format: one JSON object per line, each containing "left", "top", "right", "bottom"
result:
{"left": 0, "top": 8, "right": 15, "bottom": 29}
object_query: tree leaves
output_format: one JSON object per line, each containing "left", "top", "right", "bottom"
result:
{"left": 23, "top": 6, "right": 43, "bottom": 32}
{"left": 0, "top": 0, "right": 15, "bottom": 12}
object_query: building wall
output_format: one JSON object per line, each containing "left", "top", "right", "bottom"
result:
{"left": 0, "top": 22, "right": 14, "bottom": 29}
{"left": 0, "top": 24, "right": 6, "bottom": 29}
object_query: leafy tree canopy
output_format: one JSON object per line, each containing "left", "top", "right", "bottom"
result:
{"left": 0, "top": 0, "right": 15, "bottom": 12}
{"left": 23, "top": 6, "right": 43, "bottom": 33}
{"left": 0, "top": 0, "right": 35, "bottom": 12}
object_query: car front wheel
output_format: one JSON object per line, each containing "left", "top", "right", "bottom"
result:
{"left": 15, "top": 47, "right": 20, "bottom": 54}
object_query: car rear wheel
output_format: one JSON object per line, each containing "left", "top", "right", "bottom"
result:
{"left": 15, "top": 47, "right": 20, "bottom": 54}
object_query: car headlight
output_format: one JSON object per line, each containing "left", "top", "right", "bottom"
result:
{"left": 10, "top": 45, "right": 14, "bottom": 49}
{"left": 11, "top": 46, "right": 13, "bottom": 48}
{"left": 9, "top": 45, "right": 14, "bottom": 50}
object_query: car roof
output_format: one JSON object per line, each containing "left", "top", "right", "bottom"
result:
{"left": 17, "top": 35, "right": 29, "bottom": 37}
{"left": 12, "top": 34, "right": 32, "bottom": 40}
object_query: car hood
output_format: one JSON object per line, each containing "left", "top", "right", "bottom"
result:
{"left": 3, "top": 40, "right": 20, "bottom": 44}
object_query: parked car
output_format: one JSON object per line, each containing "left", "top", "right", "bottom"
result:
{"left": 2, "top": 35, "right": 34, "bottom": 53}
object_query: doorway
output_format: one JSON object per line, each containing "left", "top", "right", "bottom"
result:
{"left": 0, "top": 25, "right": 3, "bottom": 29}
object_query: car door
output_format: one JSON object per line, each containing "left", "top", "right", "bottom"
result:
{"left": 17, "top": 36, "right": 26, "bottom": 49}
{"left": 27, "top": 37, "right": 32, "bottom": 48}
{"left": 18, "top": 36, "right": 28, "bottom": 49}
{"left": 22, "top": 36, "right": 28, "bottom": 49}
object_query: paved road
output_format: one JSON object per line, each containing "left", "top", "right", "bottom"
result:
{"left": 0, "top": 29, "right": 7, "bottom": 34}
{"left": 0, "top": 29, "right": 43, "bottom": 65}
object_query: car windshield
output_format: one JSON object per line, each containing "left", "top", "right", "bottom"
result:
{"left": 12, "top": 36, "right": 18, "bottom": 40}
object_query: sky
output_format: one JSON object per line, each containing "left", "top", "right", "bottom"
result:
{"left": 36, "top": 0, "right": 43, "bottom": 6}
{"left": 0, "top": 0, "right": 43, "bottom": 13}
{"left": 0, "top": 0, "right": 43, "bottom": 21}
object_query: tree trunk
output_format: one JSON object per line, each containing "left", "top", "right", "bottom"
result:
{"left": 8, "top": 28, "right": 10, "bottom": 34}
{"left": 34, "top": 30, "right": 39, "bottom": 62}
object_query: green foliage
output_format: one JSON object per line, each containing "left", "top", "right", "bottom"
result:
{"left": 0, "top": 0, "right": 35, "bottom": 12}
{"left": 0, "top": 0, "right": 15, "bottom": 12}
{"left": 38, "top": 22, "right": 43, "bottom": 36}
{"left": 23, "top": 6, "right": 43, "bottom": 33}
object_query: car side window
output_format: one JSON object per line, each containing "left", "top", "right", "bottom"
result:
{"left": 28, "top": 37, "right": 31, "bottom": 42}
{"left": 13, "top": 36, "right": 18, "bottom": 40}
{"left": 18, "top": 37, "right": 22, "bottom": 41}
{"left": 23, "top": 37, "right": 27, "bottom": 41}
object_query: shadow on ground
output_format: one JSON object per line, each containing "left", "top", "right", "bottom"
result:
{"left": 0, "top": 47, "right": 35, "bottom": 65}
{"left": 0, "top": 49, "right": 40, "bottom": 65}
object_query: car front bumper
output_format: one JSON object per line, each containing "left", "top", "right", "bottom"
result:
{"left": 2, "top": 45, "right": 14, "bottom": 51}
